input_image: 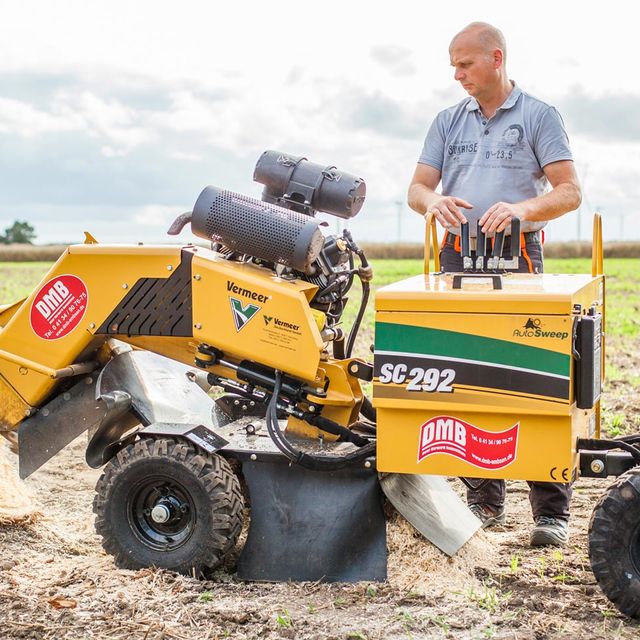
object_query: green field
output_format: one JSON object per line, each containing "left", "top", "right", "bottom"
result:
{"left": 2, "top": 259, "right": 638, "bottom": 342}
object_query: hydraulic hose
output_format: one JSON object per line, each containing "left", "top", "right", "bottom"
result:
{"left": 265, "top": 371, "right": 375, "bottom": 471}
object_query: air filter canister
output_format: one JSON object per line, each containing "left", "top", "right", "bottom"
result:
{"left": 254, "top": 150, "right": 366, "bottom": 219}
{"left": 192, "top": 186, "right": 325, "bottom": 274}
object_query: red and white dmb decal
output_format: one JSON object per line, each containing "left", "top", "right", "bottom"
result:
{"left": 30, "top": 274, "right": 88, "bottom": 340}
{"left": 418, "top": 415, "right": 519, "bottom": 470}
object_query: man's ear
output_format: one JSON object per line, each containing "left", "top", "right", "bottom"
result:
{"left": 494, "top": 48, "right": 504, "bottom": 69}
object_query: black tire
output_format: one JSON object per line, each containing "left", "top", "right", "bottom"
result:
{"left": 589, "top": 466, "right": 640, "bottom": 617}
{"left": 93, "top": 437, "right": 243, "bottom": 575}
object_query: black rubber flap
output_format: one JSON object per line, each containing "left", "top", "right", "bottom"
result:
{"left": 237, "top": 460, "right": 387, "bottom": 582}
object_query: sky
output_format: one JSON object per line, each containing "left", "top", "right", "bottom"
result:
{"left": 0, "top": 0, "right": 638, "bottom": 245}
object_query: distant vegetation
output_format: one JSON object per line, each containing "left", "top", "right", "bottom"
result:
{"left": 0, "top": 241, "right": 637, "bottom": 262}
{"left": 0, "top": 220, "right": 36, "bottom": 245}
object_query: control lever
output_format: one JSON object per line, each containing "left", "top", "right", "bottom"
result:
{"left": 487, "top": 230, "right": 505, "bottom": 270}
{"left": 475, "top": 221, "right": 486, "bottom": 271}
{"left": 502, "top": 217, "right": 521, "bottom": 270}
{"left": 460, "top": 222, "right": 472, "bottom": 271}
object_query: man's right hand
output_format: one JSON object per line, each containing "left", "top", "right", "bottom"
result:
{"left": 426, "top": 195, "right": 473, "bottom": 228}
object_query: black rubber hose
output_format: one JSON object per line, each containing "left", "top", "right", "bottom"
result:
{"left": 346, "top": 280, "right": 370, "bottom": 359}
{"left": 265, "top": 371, "right": 376, "bottom": 471}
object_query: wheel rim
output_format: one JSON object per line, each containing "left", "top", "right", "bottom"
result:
{"left": 127, "top": 475, "right": 196, "bottom": 551}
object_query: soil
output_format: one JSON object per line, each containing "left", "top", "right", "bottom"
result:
{"left": 1, "top": 338, "right": 640, "bottom": 639}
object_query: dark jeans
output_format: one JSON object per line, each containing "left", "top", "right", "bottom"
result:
{"left": 439, "top": 232, "right": 572, "bottom": 521}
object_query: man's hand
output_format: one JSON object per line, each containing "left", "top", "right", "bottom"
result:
{"left": 480, "top": 201, "right": 525, "bottom": 234}
{"left": 427, "top": 195, "right": 473, "bottom": 228}
{"left": 408, "top": 164, "right": 473, "bottom": 228}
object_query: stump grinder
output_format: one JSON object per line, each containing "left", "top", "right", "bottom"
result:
{"left": 0, "top": 151, "right": 637, "bottom": 616}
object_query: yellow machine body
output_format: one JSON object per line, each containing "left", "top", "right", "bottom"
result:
{"left": 0, "top": 243, "right": 339, "bottom": 432}
{"left": 373, "top": 271, "right": 605, "bottom": 482}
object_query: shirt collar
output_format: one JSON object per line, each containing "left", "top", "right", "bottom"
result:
{"left": 465, "top": 81, "right": 521, "bottom": 112}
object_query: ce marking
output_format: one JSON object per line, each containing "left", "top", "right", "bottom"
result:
{"left": 550, "top": 467, "right": 570, "bottom": 482}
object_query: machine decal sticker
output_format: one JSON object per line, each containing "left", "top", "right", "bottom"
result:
{"left": 374, "top": 351, "right": 569, "bottom": 400}
{"left": 378, "top": 362, "right": 455, "bottom": 393}
{"left": 30, "top": 274, "right": 88, "bottom": 340}
{"left": 418, "top": 415, "right": 519, "bottom": 470}
{"left": 375, "top": 322, "right": 569, "bottom": 377}
{"left": 230, "top": 297, "right": 260, "bottom": 332}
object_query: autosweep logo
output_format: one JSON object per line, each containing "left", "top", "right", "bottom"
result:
{"left": 418, "top": 416, "right": 518, "bottom": 470}
{"left": 513, "top": 317, "right": 568, "bottom": 340}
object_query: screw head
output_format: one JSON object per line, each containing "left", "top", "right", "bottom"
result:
{"left": 250, "top": 454, "right": 257, "bottom": 461}
{"left": 590, "top": 459, "right": 605, "bottom": 474}
{"left": 122, "top": 283, "right": 128, "bottom": 289}
{"left": 194, "top": 274, "right": 201, "bottom": 281}
{"left": 167, "top": 265, "right": 173, "bottom": 271}
{"left": 364, "top": 461, "right": 372, "bottom": 469}
{"left": 194, "top": 323, "right": 202, "bottom": 330}
{"left": 89, "top": 322, "right": 95, "bottom": 329}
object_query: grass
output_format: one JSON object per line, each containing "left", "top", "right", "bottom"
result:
{"left": 0, "top": 257, "right": 637, "bottom": 352}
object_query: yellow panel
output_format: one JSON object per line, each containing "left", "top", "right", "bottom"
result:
{"left": 191, "top": 250, "right": 324, "bottom": 383}
{"left": 0, "top": 244, "right": 182, "bottom": 407}
{"left": 376, "top": 406, "right": 592, "bottom": 482}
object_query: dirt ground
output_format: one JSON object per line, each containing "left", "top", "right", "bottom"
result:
{"left": 1, "top": 339, "right": 640, "bottom": 639}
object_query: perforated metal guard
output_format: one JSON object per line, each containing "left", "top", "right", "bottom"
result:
{"left": 191, "top": 186, "right": 324, "bottom": 273}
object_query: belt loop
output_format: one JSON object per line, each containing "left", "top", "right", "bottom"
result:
{"left": 441, "top": 230, "right": 449, "bottom": 250}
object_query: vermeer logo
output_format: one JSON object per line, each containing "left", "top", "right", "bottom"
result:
{"left": 513, "top": 318, "right": 568, "bottom": 340}
{"left": 262, "top": 314, "right": 300, "bottom": 333}
{"left": 230, "top": 297, "right": 260, "bottom": 332}
{"left": 418, "top": 416, "right": 518, "bottom": 470}
{"left": 226, "top": 280, "right": 269, "bottom": 303}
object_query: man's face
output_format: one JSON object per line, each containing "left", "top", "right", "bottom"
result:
{"left": 449, "top": 33, "right": 499, "bottom": 100}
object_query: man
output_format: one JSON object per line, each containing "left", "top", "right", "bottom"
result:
{"left": 407, "top": 22, "right": 581, "bottom": 546}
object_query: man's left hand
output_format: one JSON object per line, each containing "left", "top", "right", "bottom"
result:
{"left": 480, "top": 202, "right": 525, "bottom": 235}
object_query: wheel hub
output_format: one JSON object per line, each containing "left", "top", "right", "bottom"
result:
{"left": 150, "top": 503, "right": 171, "bottom": 524}
{"left": 129, "top": 477, "right": 196, "bottom": 551}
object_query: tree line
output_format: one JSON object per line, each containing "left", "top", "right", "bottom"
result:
{"left": 0, "top": 221, "right": 36, "bottom": 244}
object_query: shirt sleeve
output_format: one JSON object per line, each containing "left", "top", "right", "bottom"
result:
{"left": 418, "top": 113, "right": 446, "bottom": 170}
{"left": 533, "top": 106, "right": 573, "bottom": 168}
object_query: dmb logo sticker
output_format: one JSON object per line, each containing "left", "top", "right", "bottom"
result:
{"left": 418, "top": 416, "right": 519, "bottom": 470}
{"left": 30, "top": 274, "right": 88, "bottom": 340}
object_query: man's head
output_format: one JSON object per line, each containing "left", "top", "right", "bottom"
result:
{"left": 449, "top": 22, "right": 508, "bottom": 103}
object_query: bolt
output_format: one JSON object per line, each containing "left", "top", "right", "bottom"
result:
{"left": 233, "top": 399, "right": 240, "bottom": 406}
{"left": 241, "top": 405, "right": 247, "bottom": 411}
{"left": 590, "top": 459, "right": 605, "bottom": 474}
{"left": 308, "top": 406, "right": 315, "bottom": 413}
{"left": 315, "top": 387, "right": 323, "bottom": 394}
{"left": 89, "top": 322, "right": 95, "bottom": 329}
{"left": 364, "top": 461, "right": 372, "bottom": 469}
{"left": 167, "top": 265, "right": 173, "bottom": 271}
{"left": 250, "top": 454, "right": 257, "bottom": 461}
{"left": 250, "top": 401, "right": 255, "bottom": 407}
{"left": 122, "top": 283, "right": 128, "bottom": 289}
{"left": 194, "top": 323, "right": 202, "bottom": 330}
{"left": 18, "top": 367, "right": 27, "bottom": 375}
{"left": 194, "top": 274, "right": 201, "bottom": 281}
{"left": 24, "top": 408, "right": 33, "bottom": 417}
{"left": 63, "top": 393, "right": 71, "bottom": 401}
{"left": 42, "top": 408, "right": 49, "bottom": 417}
{"left": 349, "top": 363, "right": 358, "bottom": 374}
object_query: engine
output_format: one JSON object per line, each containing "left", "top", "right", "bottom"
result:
{"left": 169, "top": 151, "right": 371, "bottom": 343}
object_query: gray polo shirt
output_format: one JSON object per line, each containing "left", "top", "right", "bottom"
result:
{"left": 418, "top": 84, "right": 573, "bottom": 235}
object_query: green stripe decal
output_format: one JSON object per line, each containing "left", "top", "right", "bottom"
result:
{"left": 375, "top": 322, "right": 570, "bottom": 377}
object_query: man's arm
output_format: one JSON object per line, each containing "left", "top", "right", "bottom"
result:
{"left": 408, "top": 163, "right": 472, "bottom": 228}
{"left": 479, "top": 160, "right": 582, "bottom": 234}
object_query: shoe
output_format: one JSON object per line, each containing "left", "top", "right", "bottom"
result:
{"left": 530, "top": 516, "right": 569, "bottom": 546}
{"left": 469, "top": 503, "right": 506, "bottom": 529}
